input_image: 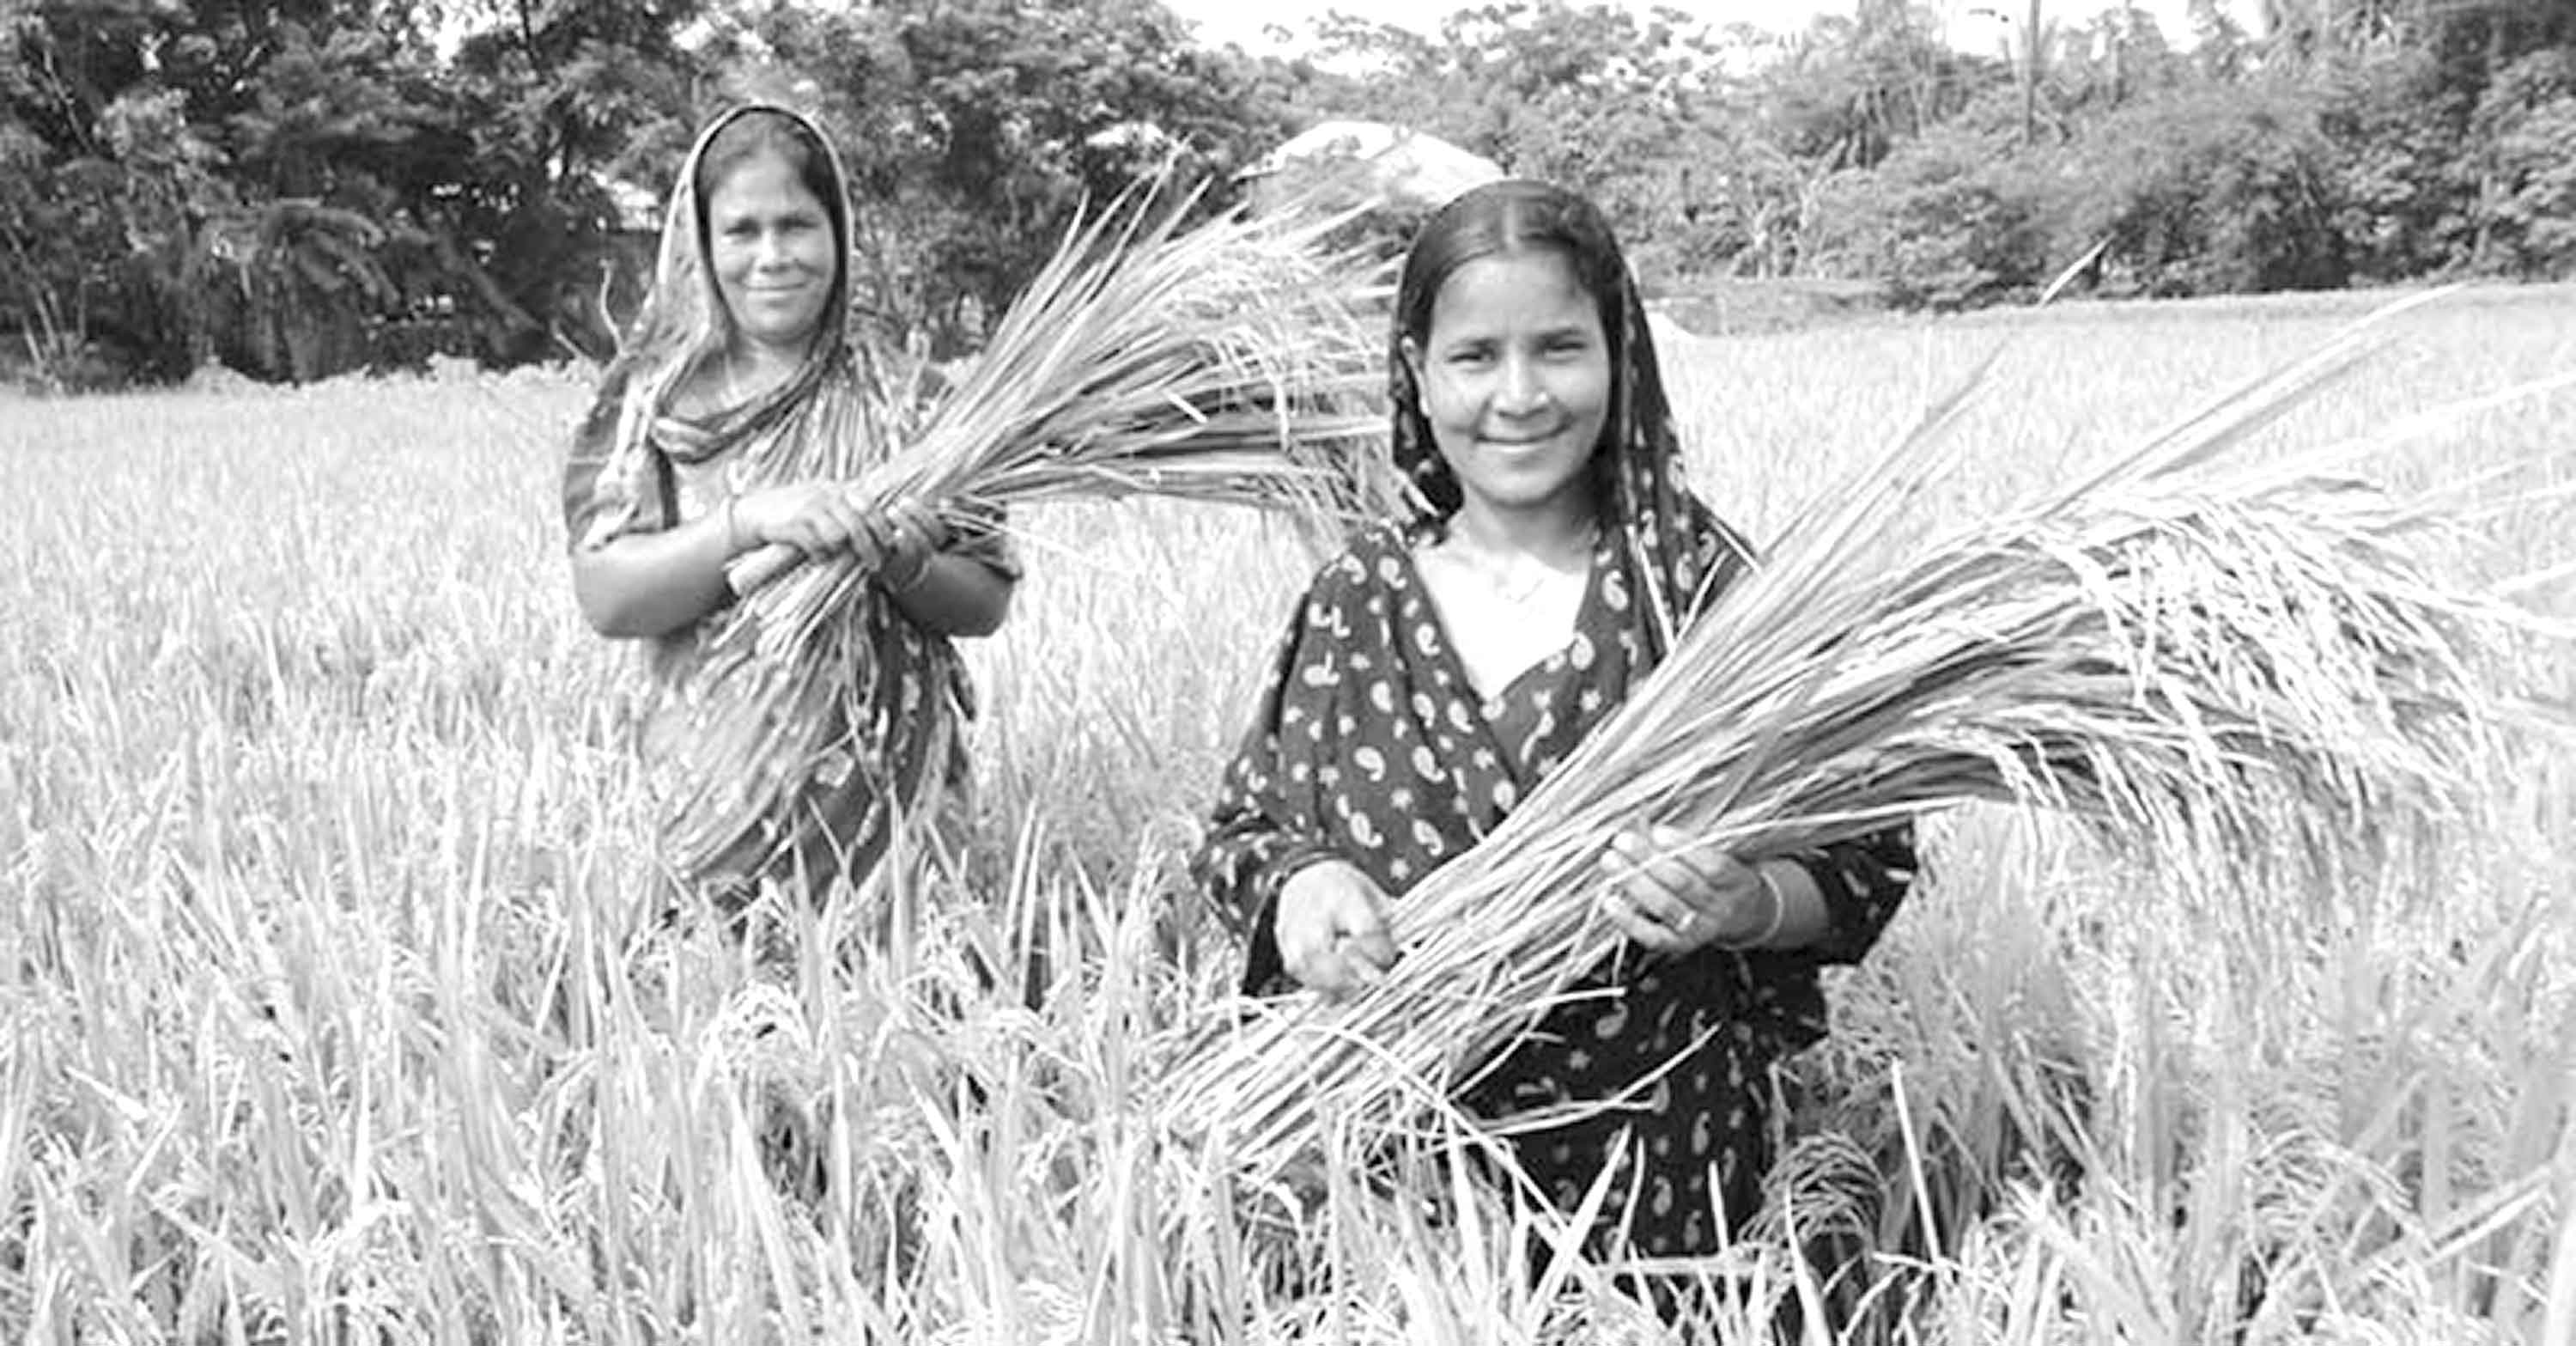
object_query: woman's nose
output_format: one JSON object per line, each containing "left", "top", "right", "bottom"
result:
{"left": 1494, "top": 354, "right": 1547, "bottom": 411}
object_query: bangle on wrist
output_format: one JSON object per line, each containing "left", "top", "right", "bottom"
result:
{"left": 1728, "top": 864, "right": 1790, "bottom": 950}
{"left": 722, "top": 495, "right": 744, "bottom": 557}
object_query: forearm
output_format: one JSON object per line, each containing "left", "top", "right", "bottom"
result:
{"left": 882, "top": 551, "right": 1014, "bottom": 637}
{"left": 1196, "top": 814, "right": 1346, "bottom": 996}
{"left": 570, "top": 508, "right": 739, "bottom": 638}
{"left": 1745, "top": 825, "right": 1917, "bottom": 960}
{"left": 1199, "top": 819, "right": 1327, "bottom": 923}
{"left": 1731, "top": 857, "right": 1832, "bottom": 951}
{"left": 1194, "top": 784, "right": 1345, "bottom": 940}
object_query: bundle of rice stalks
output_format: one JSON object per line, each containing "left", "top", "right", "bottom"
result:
{"left": 1159, "top": 295, "right": 2570, "bottom": 1188}
{"left": 661, "top": 186, "right": 1395, "bottom": 887}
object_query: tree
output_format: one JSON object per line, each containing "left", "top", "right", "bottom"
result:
{"left": 2474, "top": 49, "right": 2576, "bottom": 275}
{"left": 0, "top": 0, "right": 702, "bottom": 384}
{"left": 2315, "top": 49, "right": 2477, "bottom": 281}
{"left": 443, "top": 0, "right": 702, "bottom": 362}
{"left": 1808, "top": 120, "right": 2057, "bottom": 306}
{"left": 1750, "top": 0, "right": 1980, "bottom": 169}
{"left": 177, "top": 11, "right": 485, "bottom": 377}
{"left": 192, "top": 199, "right": 400, "bottom": 381}
{"left": 0, "top": 2, "right": 235, "bottom": 383}
{"left": 2060, "top": 80, "right": 2352, "bottom": 295}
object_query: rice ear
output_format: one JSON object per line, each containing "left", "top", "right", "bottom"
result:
{"left": 1159, "top": 295, "right": 2553, "bottom": 1191}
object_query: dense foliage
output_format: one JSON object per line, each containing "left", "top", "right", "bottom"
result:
{"left": 3, "top": 0, "right": 2572, "bottom": 387}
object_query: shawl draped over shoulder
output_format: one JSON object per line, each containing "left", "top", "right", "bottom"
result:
{"left": 560, "top": 104, "right": 1016, "bottom": 904}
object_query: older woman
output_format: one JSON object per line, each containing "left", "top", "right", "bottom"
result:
{"left": 562, "top": 105, "right": 1017, "bottom": 912}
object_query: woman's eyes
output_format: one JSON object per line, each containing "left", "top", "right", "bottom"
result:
{"left": 1442, "top": 336, "right": 1594, "bottom": 366}
{"left": 720, "top": 215, "right": 820, "bottom": 240}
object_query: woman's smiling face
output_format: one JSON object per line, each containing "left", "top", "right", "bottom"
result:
{"left": 1404, "top": 247, "right": 1611, "bottom": 527}
{"left": 706, "top": 149, "right": 836, "bottom": 355}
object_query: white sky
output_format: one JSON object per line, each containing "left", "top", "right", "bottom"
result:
{"left": 1166, "top": 0, "right": 2245, "bottom": 58}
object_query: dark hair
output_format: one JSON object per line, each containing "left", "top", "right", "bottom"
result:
{"left": 691, "top": 107, "right": 848, "bottom": 295}
{"left": 1389, "top": 180, "right": 1648, "bottom": 519}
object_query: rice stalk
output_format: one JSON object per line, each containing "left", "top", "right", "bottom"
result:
{"left": 661, "top": 180, "right": 1395, "bottom": 887}
{"left": 1159, "top": 299, "right": 2560, "bottom": 1191}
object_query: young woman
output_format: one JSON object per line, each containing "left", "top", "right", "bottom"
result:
{"left": 562, "top": 105, "right": 1018, "bottom": 911}
{"left": 1194, "top": 180, "right": 1917, "bottom": 1270}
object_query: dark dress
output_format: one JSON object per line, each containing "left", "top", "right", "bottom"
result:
{"left": 1194, "top": 520, "right": 1917, "bottom": 1258}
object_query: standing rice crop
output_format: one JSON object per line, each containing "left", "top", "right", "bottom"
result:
{"left": 659, "top": 187, "right": 1397, "bottom": 887}
{"left": 1159, "top": 295, "right": 2569, "bottom": 1191}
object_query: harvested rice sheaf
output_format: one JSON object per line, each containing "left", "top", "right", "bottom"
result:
{"left": 1158, "top": 295, "right": 2568, "bottom": 1189}
{"left": 662, "top": 185, "right": 1397, "bottom": 887}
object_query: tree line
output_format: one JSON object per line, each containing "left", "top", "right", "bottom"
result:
{"left": 3, "top": 0, "right": 2569, "bottom": 390}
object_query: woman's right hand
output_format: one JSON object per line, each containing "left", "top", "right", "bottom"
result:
{"left": 729, "top": 482, "right": 889, "bottom": 563}
{"left": 1275, "top": 860, "right": 1398, "bottom": 996}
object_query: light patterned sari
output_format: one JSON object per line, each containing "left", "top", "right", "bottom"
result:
{"left": 561, "top": 105, "right": 1015, "bottom": 912}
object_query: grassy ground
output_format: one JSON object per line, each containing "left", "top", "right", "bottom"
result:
{"left": 3, "top": 286, "right": 2572, "bottom": 1342}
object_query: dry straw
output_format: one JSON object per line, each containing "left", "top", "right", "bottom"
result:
{"left": 660, "top": 184, "right": 1395, "bottom": 887}
{"left": 1160, "top": 293, "right": 2566, "bottom": 1188}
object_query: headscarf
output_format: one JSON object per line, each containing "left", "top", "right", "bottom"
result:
{"left": 1386, "top": 179, "right": 1749, "bottom": 661}
{"left": 560, "top": 104, "right": 993, "bottom": 905}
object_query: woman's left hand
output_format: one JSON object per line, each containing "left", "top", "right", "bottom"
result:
{"left": 1598, "top": 824, "right": 1768, "bottom": 953}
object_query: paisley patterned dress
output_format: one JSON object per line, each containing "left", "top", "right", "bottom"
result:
{"left": 1194, "top": 518, "right": 1917, "bottom": 1257}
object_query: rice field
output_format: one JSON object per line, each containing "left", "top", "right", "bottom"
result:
{"left": 4, "top": 284, "right": 2573, "bottom": 1342}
